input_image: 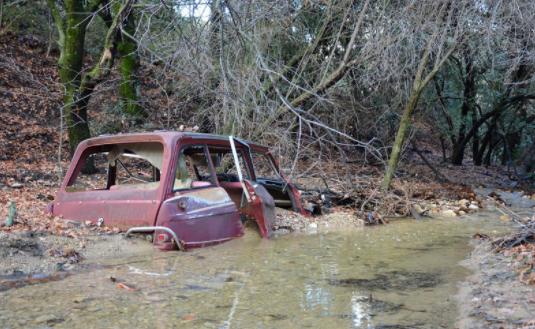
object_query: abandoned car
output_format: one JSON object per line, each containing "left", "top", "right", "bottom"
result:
{"left": 46, "top": 132, "right": 311, "bottom": 250}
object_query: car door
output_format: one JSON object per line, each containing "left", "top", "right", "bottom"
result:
{"left": 229, "top": 136, "right": 277, "bottom": 239}
{"left": 155, "top": 142, "right": 244, "bottom": 248}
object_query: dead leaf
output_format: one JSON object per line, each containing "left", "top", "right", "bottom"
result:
{"left": 49, "top": 248, "right": 64, "bottom": 257}
{"left": 181, "top": 314, "right": 196, "bottom": 321}
{"left": 117, "top": 282, "right": 139, "bottom": 291}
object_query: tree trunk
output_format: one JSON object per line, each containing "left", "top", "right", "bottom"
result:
{"left": 47, "top": 0, "right": 135, "bottom": 174}
{"left": 452, "top": 44, "right": 476, "bottom": 166}
{"left": 381, "top": 91, "right": 421, "bottom": 190}
{"left": 439, "top": 136, "right": 447, "bottom": 161}
{"left": 471, "top": 109, "right": 480, "bottom": 162}
{"left": 474, "top": 117, "right": 497, "bottom": 165}
{"left": 117, "top": 10, "right": 142, "bottom": 118}
{"left": 381, "top": 0, "right": 458, "bottom": 191}
{"left": 454, "top": 97, "right": 469, "bottom": 165}
{"left": 501, "top": 130, "right": 522, "bottom": 165}
{"left": 60, "top": 1, "right": 94, "bottom": 172}
{"left": 483, "top": 138, "right": 500, "bottom": 166}
{"left": 0, "top": 0, "right": 4, "bottom": 32}
{"left": 450, "top": 101, "right": 506, "bottom": 165}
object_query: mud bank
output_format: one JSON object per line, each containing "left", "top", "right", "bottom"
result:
{"left": 455, "top": 189, "right": 535, "bottom": 328}
{"left": 0, "top": 231, "right": 154, "bottom": 278}
{"left": 456, "top": 242, "right": 535, "bottom": 328}
{"left": 0, "top": 207, "right": 356, "bottom": 280}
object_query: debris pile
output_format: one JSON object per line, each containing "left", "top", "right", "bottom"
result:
{"left": 476, "top": 200, "right": 535, "bottom": 285}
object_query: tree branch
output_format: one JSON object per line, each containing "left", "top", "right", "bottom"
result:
{"left": 45, "top": 0, "right": 66, "bottom": 57}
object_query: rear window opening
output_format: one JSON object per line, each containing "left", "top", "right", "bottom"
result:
{"left": 66, "top": 142, "right": 164, "bottom": 192}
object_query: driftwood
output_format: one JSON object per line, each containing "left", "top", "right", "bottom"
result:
{"left": 409, "top": 206, "right": 423, "bottom": 221}
{"left": 484, "top": 196, "right": 535, "bottom": 250}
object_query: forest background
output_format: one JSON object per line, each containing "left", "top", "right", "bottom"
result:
{"left": 2, "top": 0, "right": 535, "bottom": 215}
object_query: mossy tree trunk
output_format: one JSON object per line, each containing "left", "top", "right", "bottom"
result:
{"left": 381, "top": 90, "right": 423, "bottom": 191}
{"left": 46, "top": 0, "right": 136, "bottom": 173}
{"left": 62, "top": 4, "right": 90, "bottom": 150}
{"left": 51, "top": 0, "right": 96, "bottom": 172}
{"left": 381, "top": 1, "right": 458, "bottom": 191}
{"left": 117, "top": 7, "right": 143, "bottom": 118}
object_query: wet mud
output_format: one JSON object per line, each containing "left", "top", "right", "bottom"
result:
{"left": 331, "top": 270, "right": 442, "bottom": 291}
{"left": 0, "top": 232, "right": 155, "bottom": 278}
{"left": 455, "top": 189, "right": 535, "bottom": 328}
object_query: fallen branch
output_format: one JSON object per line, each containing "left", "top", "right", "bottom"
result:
{"left": 409, "top": 206, "right": 423, "bottom": 221}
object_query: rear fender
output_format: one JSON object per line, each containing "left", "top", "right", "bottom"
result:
{"left": 154, "top": 187, "right": 243, "bottom": 250}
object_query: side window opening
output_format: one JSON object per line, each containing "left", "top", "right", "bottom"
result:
{"left": 208, "top": 148, "right": 251, "bottom": 183}
{"left": 66, "top": 142, "right": 163, "bottom": 192}
{"left": 251, "top": 152, "right": 281, "bottom": 180}
{"left": 113, "top": 153, "right": 161, "bottom": 190}
{"left": 66, "top": 152, "right": 109, "bottom": 192}
{"left": 173, "top": 145, "right": 216, "bottom": 191}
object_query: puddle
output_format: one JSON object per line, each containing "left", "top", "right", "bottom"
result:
{"left": 0, "top": 210, "right": 513, "bottom": 328}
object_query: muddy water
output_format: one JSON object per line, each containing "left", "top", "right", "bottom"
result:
{"left": 0, "top": 211, "right": 513, "bottom": 328}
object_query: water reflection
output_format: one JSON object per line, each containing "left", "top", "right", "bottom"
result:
{"left": 0, "top": 211, "right": 512, "bottom": 328}
{"left": 351, "top": 293, "right": 372, "bottom": 327}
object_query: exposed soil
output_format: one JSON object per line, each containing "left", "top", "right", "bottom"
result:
{"left": 456, "top": 242, "right": 535, "bottom": 328}
{"left": 0, "top": 225, "right": 154, "bottom": 279}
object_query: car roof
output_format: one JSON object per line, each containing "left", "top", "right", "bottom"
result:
{"left": 84, "top": 131, "right": 269, "bottom": 151}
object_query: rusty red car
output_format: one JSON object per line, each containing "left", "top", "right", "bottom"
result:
{"left": 46, "top": 132, "right": 310, "bottom": 250}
